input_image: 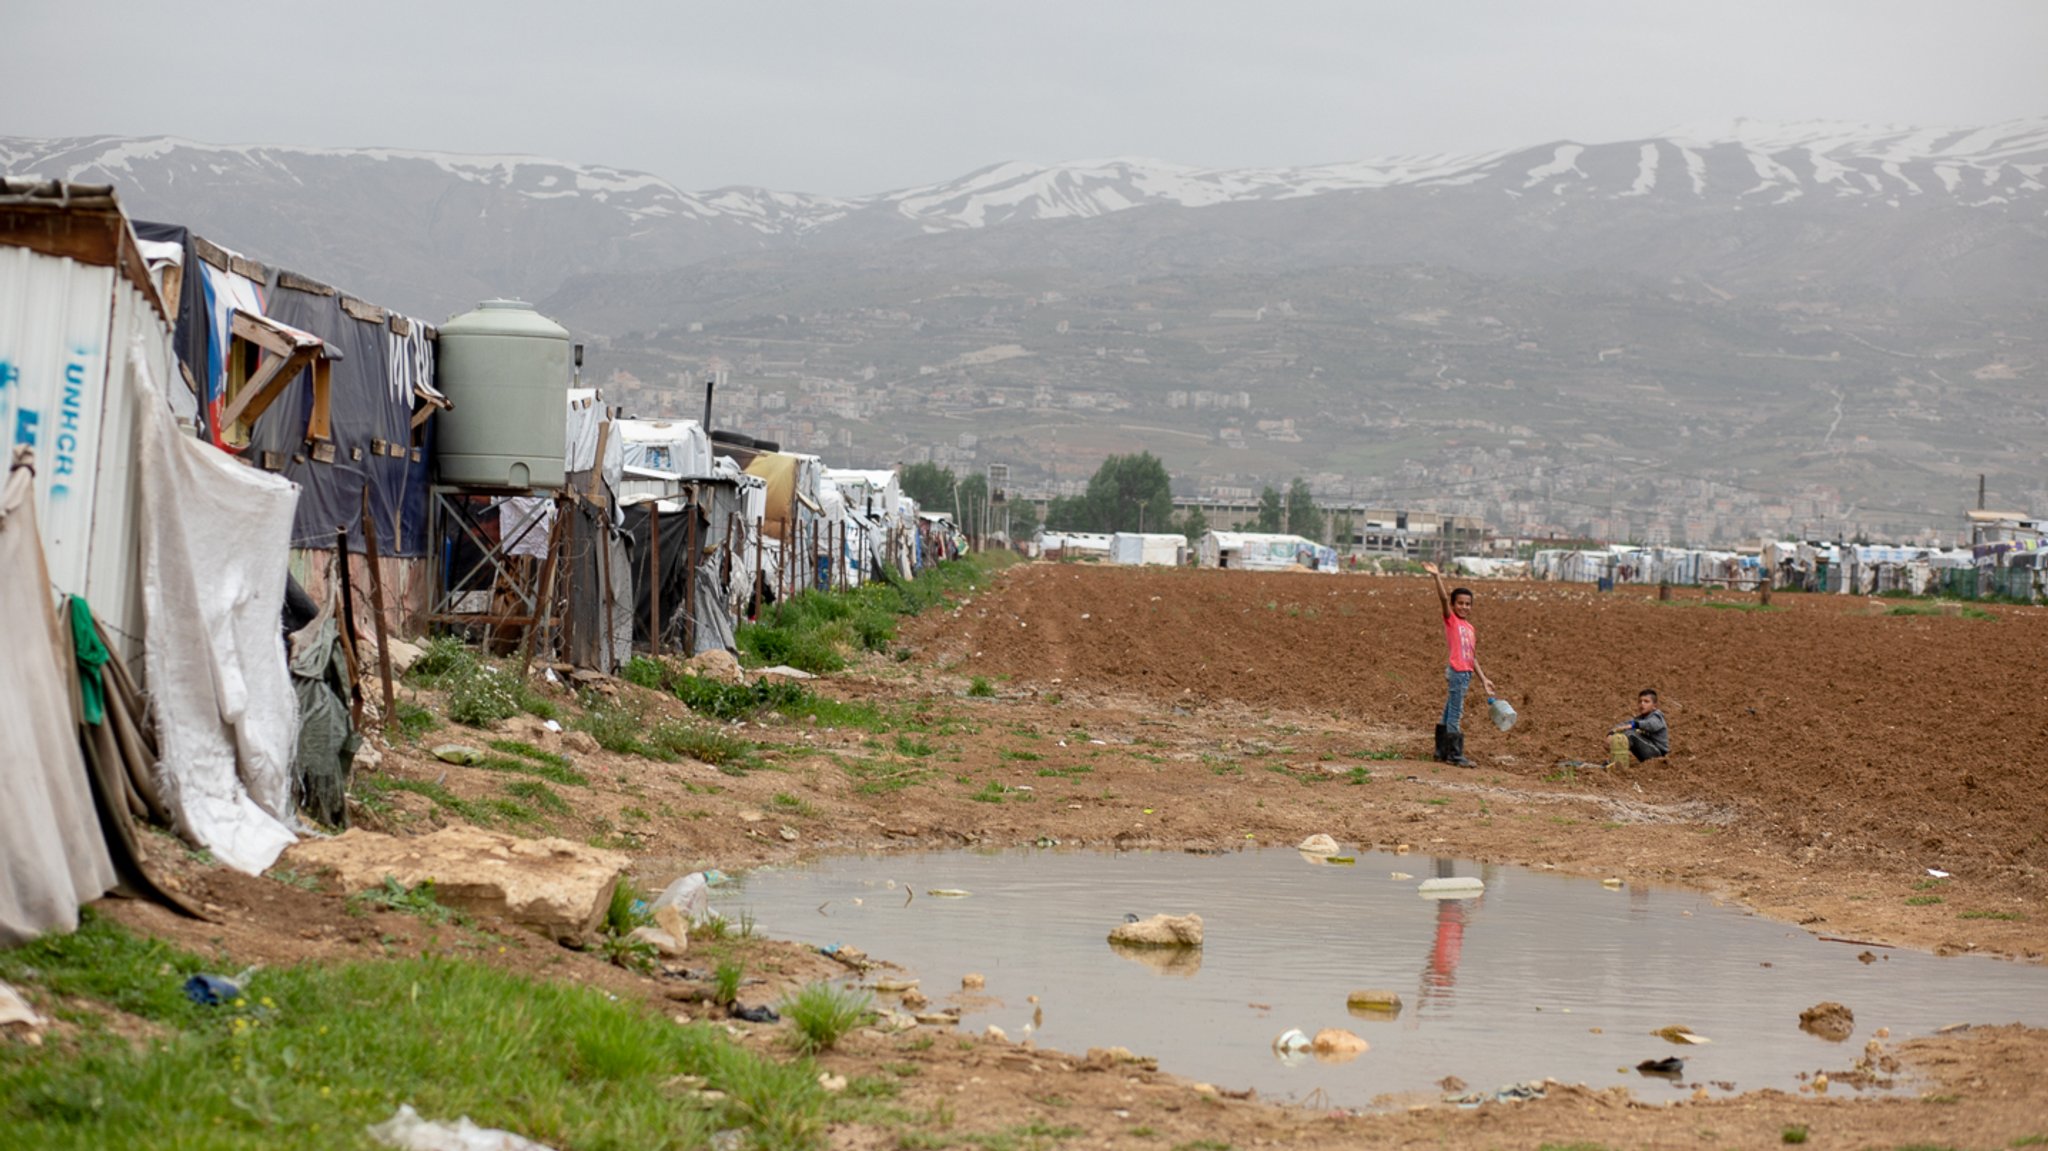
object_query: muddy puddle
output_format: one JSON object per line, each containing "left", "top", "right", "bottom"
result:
{"left": 708, "top": 847, "right": 2047, "bottom": 1108}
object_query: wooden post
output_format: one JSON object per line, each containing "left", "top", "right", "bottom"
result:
{"left": 649, "top": 503, "right": 663, "bottom": 657}
{"left": 682, "top": 485, "right": 700, "bottom": 656}
{"left": 336, "top": 526, "right": 362, "bottom": 730}
{"left": 753, "top": 515, "right": 766, "bottom": 619}
{"left": 359, "top": 489, "right": 396, "bottom": 735}
{"left": 597, "top": 508, "right": 617, "bottom": 671}
{"left": 520, "top": 497, "right": 567, "bottom": 678}
{"left": 840, "top": 520, "right": 848, "bottom": 590}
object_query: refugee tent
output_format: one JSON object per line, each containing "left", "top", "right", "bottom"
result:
{"left": 1198, "top": 531, "right": 1333, "bottom": 571}
{"left": 1037, "top": 530, "right": 1113, "bottom": 561}
{"left": 1109, "top": 532, "right": 1187, "bottom": 566}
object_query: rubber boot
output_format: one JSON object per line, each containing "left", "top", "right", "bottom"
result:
{"left": 1433, "top": 724, "right": 1450, "bottom": 762}
{"left": 1448, "top": 732, "right": 1476, "bottom": 768}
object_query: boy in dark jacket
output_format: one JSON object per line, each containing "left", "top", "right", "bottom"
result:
{"left": 1607, "top": 688, "right": 1669, "bottom": 767}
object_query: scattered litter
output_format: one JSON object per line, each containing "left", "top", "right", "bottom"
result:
{"left": 1296, "top": 834, "right": 1340, "bottom": 855}
{"left": 777, "top": 826, "right": 799, "bottom": 842}
{"left": 1272, "top": 1028, "right": 1311, "bottom": 1054}
{"left": 1346, "top": 989, "right": 1403, "bottom": 1017}
{"left": 368, "top": 1103, "right": 555, "bottom": 1150}
{"left": 652, "top": 871, "right": 728, "bottom": 926}
{"left": 1486, "top": 696, "right": 1518, "bottom": 732}
{"left": 1389, "top": 872, "right": 1413, "bottom": 881}
{"left": 541, "top": 719, "right": 562, "bottom": 733}
{"left": 1601, "top": 877, "right": 1624, "bottom": 888}
{"left": 1636, "top": 1057, "right": 1685, "bottom": 1077}
{"left": 927, "top": 888, "right": 972, "bottom": 898}
{"left": 1418, "top": 876, "right": 1485, "bottom": 900}
{"left": 1326, "top": 856, "right": 1355, "bottom": 865}
{"left": 1034, "top": 835, "right": 1060, "bottom": 848}
{"left": 728, "top": 1003, "right": 779, "bottom": 1024}
{"left": 1926, "top": 868, "right": 1950, "bottom": 879}
{"left": 984, "top": 1024, "right": 1007, "bottom": 1041}
{"left": 182, "top": 974, "right": 241, "bottom": 1006}
{"left": 0, "top": 981, "right": 44, "bottom": 1043}
{"left": 817, "top": 1072, "right": 847, "bottom": 1093}
{"left": 1653, "top": 1025, "right": 1711, "bottom": 1045}
{"left": 873, "top": 979, "right": 919, "bottom": 993}
{"left": 430, "top": 744, "right": 485, "bottom": 765}
{"left": 755, "top": 665, "right": 817, "bottom": 680}
{"left": 915, "top": 1011, "right": 961, "bottom": 1026}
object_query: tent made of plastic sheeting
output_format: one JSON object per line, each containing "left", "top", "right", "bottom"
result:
{"left": 133, "top": 340, "right": 302, "bottom": 875}
{"left": 1037, "top": 531, "right": 1113, "bottom": 560}
{"left": 1110, "top": 532, "right": 1188, "bottom": 566}
{"left": 744, "top": 451, "right": 823, "bottom": 543}
{"left": 133, "top": 222, "right": 448, "bottom": 558}
{"left": 615, "top": 418, "right": 712, "bottom": 478}
{"left": 1198, "top": 531, "right": 1335, "bottom": 571}
{"left": 1, "top": 447, "right": 118, "bottom": 945}
{"left": 2, "top": 179, "right": 181, "bottom": 667}
{"left": 1451, "top": 556, "right": 1528, "bottom": 579}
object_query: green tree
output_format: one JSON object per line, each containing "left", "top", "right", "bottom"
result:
{"left": 1178, "top": 505, "right": 1209, "bottom": 544}
{"left": 1043, "top": 494, "right": 1093, "bottom": 532}
{"left": 1329, "top": 509, "right": 1355, "bottom": 550}
{"left": 898, "top": 462, "right": 957, "bottom": 513}
{"left": 1255, "top": 485, "right": 1283, "bottom": 533}
{"left": 1082, "top": 451, "right": 1175, "bottom": 534}
{"left": 1286, "top": 478, "right": 1323, "bottom": 541}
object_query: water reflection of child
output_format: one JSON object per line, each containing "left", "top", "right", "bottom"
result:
{"left": 1418, "top": 859, "right": 1474, "bottom": 1010}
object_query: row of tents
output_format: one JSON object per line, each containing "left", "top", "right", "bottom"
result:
{"left": 0, "top": 178, "right": 969, "bottom": 945}
{"left": 1032, "top": 529, "right": 1339, "bottom": 572}
{"left": 1512, "top": 540, "right": 2043, "bottom": 600}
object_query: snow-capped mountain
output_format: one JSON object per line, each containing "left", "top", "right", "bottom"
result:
{"left": 4, "top": 117, "right": 2043, "bottom": 315}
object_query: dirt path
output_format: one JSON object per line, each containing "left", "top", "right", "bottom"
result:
{"left": 83, "top": 561, "right": 2048, "bottom": 1148}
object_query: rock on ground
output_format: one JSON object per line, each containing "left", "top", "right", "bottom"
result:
{"left": 684, "top": 649, "right": 744, "bottom": 684}
{"left": 285, "top": 826, "right": 628, "bottom": 944}
{"left": 1801, "top": 1001, "right": 1856, "bottom": 1042}
{"left": 1107, "top": 913, "right": 1204, "bottom": 948}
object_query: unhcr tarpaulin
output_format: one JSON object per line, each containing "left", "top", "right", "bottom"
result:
{"left": 133, "top": 340, "right": 302, "bottom": 875}
{"left": 1, "top": 447, "right": 118, "bottom": 944}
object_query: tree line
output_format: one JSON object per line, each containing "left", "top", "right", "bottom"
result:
{"left": 902, "top": 454, "right": 1332, "bottom": 545}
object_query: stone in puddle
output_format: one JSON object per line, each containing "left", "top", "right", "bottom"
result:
{"left": 1311, "top": 1028, "right": 1369, "bottom": 1062}
{"left": 961, "top": 973, "right": 986, "bottom": 990}
{"left": 1800, "top": 1001, "right": 1855, "bottom": 1042}
{"left": 1107, "top": 913, "right": 1203, "bottom": 948}
{"left": 1296, "top": 834, "right": 1341, "bottom": 855}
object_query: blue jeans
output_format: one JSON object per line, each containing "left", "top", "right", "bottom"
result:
{"left": 1441, "top": 668, "right": 1472, "bottom": 730}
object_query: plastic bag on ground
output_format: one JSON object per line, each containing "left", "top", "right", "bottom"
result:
{"left": 368, "top": 1104, "right": 555, "bottom": 1151}
{"left": 651, "top": 869, "right": 728, "bottom": 926}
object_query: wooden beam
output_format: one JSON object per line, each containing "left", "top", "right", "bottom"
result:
{"left": 307, "top": 357, "right": 333, "bottom": 442}
{"left": 218, "top": 346, "right": 316, "bottom": 434}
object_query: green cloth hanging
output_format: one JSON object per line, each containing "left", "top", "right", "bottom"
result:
{"left": 68, "top": 594, "right": 108, "bottom": 726}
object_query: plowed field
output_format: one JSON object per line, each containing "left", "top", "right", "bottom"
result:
{"left": 918, "top": 563, "right": 2048, "bottom": 905}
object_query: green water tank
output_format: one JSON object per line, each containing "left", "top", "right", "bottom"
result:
{"left": 435, "top": 299, "right": 569, "bottom": 490}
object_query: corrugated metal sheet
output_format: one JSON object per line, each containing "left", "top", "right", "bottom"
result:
{"left": 0, "top": 245, "right": 175, "bottom": 662}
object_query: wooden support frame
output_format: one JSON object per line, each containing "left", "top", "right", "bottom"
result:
{"left": 218, "top": 310, "right": 333, "bottom": 444}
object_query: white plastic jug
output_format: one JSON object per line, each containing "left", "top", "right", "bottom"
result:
{"left": 1487, "top": 696, "right": 1518, "bottom": 732}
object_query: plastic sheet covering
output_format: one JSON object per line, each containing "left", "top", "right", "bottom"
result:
{"left": 133, "top": 338, "right": 302, "bottom": 874}
{"left": 288, "top": 591, "right": 358, "bottom": 829}
{"left": 0, "top": 447, "right": 117, "bottom": 944}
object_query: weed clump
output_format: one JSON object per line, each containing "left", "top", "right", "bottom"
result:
{"left": 780, "top": 982, "right": 871, "bottom": 1054}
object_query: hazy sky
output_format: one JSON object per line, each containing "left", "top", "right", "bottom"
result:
{"left": 8, "top": 1, "right": 2046, "bottom": 195}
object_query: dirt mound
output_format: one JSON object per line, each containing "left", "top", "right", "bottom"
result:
{"left": 913, "top": 564, "right": 2048, "bottom": 886}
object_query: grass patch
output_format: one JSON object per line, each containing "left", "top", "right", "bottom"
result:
{"left": 648, "top": 719, "right": 759, "bottom": 774}
{"left": 355, "top": 775, "right": 497, "bottom": 826}
{"left": 1887, "top": 602, "right": 1997, "bottom": 620}
{"left": 502, "top": 779, "right": 570, "bottom": 816}
{"left": 713, "top": 961, "right": 745, "bottom": 1007}
{"left": 1958, "top": 909, "right": 2026, "bottom": 921}
{"left": 735, "top": 556, "right": 1000, "bottom": 675}
{"left": 0, "top": 917, "right": 828, "bottom": 1149}
{"left": 968, "top": 780, "right": 1010, "bottom": 804}
{"left": 780, "top": 982, "right": 872, "bottom": 1055}
{"left": 1905, "top": 895, "right": 1945, "bottom": 906}
{"left": 967, "top": 676, "right": 995, "bottom": 698}
{"left": 1034, "top": 764, "right": 1092, "bottom": 779}
{"left": 392, "top": 701, "right": 439, "bottom": 741}
{"left": 478, "top": 743, "right": 589, "bottom": 787}
{"left": 775, "top": 693, "right": 893, "bottom": 733}
{"left": 1783, "top": 1124, "right": 1809, "bottom": 1144}
{"left": 346, "top": 877, "right": 463, "bottom": 925}
{"left": 1001, "top": 749, "right": 1042, "bottom": 762}
{"left": 840, "top": 759, "right": 933, "bottom": 796}
{"left": 771, "top": 792, "right": 816, "bottom": 817}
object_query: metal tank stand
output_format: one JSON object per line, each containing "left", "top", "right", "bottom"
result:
{"left": 423, "top": 484, "right": 565, "bottom": 653}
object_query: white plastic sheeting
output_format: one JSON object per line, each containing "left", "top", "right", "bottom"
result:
{"left": 614, "top": 418, "right": 712, "bottom": 478}
{"left": 1198, "top": 531, "right": 1334, "bottom": 571}
{"left": 133, "top": 340, "right": 302, "bottom": 875}
{"left": 1110, "top": 532, "right": 1187, "bottom": 566}
{"left": 0, "top": 447, "right": 117, "bottom": 945}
